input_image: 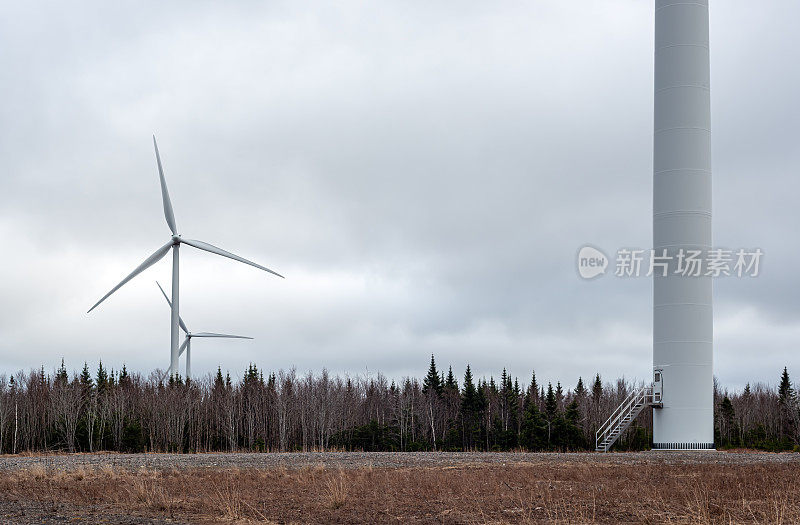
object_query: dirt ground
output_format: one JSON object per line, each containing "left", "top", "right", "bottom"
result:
{"left": 1, "top": 451, "right": 799, "bottom": 524}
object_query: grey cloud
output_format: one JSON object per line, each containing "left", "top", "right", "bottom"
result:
{"left": 0, "top": 1, "right": 797, "bottom": 392}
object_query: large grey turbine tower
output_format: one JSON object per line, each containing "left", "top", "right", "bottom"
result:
{"left": 652, "top": 0, "right": 713, "bottom": 449}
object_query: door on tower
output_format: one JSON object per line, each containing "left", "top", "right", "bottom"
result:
{"left": 653, "top": 368, "right": 663, "bottom": 407}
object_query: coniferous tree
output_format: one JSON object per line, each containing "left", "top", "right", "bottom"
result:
{"left": 521, "top": 392, "right": 546, "bottom": 450}
{"left": 421, "top": 355, "right": 442, "bottom": 449}
{"left": 575, "top": 377, "right": 586, "bottom": 398}
{"left": 475, "top": 379, "right": 488, "bottom": 450}
{"left": 779, "top": 367, "right": 794, "bottom": 405}
{"left": 119, "top": 364, "right": 130, "bottom": 386}
{"left": 96, "top": 361, "right": 108, "bottom": 395}
{"left": 718, "top": 396, "right": 736, "bottom": 447}
{"left": 80, "top": 362, "right": 93, "bottom": 389}
{"left": 445, "top": 366, "right": 458, "bottom": 392}
{"left": 441, "top": 365, "right": 461, "bottom": 449}
{"left": 422, "top": 355, "right": 442, "bottom": 396}
{"left": 778, "top": 367, "right": 795, "bottom": 443}
{"left": 555, "top": 382, "right": 564, "bottom": 410}
{"left": 545, "top": 383, "right": 557, "bottom": 444}
{"left": 563, "top": 399, "right": 583, "bottom": 450}
{"left": 55, "top": 359, "right": 68, "bottom": 386}
{"left": 527, "top": 371, "right": 539, "bottom": 407}
{"left": 461, "top": 365, "right": 479, "bottom": 449}
{"left": 592, "top": 374, "right": 603, "bottom": 404}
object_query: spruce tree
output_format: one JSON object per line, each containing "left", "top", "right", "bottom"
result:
{"left": 56, "top": 359, "right": 68, "bottom": 386}
{"left": 777, "top": 367, "right": 795, "bottom": 446}
{"left": 575, "top": 377, "right": 586, "bottom": 398}
{"left": 555, "top": 382, "right": 564, "bottom": 409}
{"left": 462, "top": 366, "right": 476, "bottom": 409}
{"left": 779, "top": 367, "right": 794, "bottom": 405}
{"left": 119, "top": 364, "right": 129, "bottom": 386}
{"left": 214, "top": 367, "right": 225, "bottom": 389}
{"left": 521, "top": 394, "right": 546, "bottom": 450}
{"left": 545, "top": 383, "right": 558, "bottom": 446}
{"left": 563, "top": 399, "right": 583, "bottom": 449}
{"left": 527, "top": 370, "right": 539, "bottom": 406}
{"left": 592, "top": 374, "right": 603, "bottom": 404}
{"left": 545, "top": 383, "right": 557, "bottom": 419}
{"left": 80, "top": 362, "right": 93, "bottom": 389}
{"left": 719, "top": 396, "right": 735, "bottom": 446}
{"left": 461, "top": 365, "right": 478, "bottom": 449}
{"left": 422, "top": 354, "right": 442, "bottom": 396}
{"left": 96, "top": 361, "right": 108, "bottom": 395}
{"left": 445, "top": 366, "right": 458, "bottom": 392}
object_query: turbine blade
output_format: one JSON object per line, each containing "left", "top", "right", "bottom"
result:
{"left": 177, "top": 337, "right": 190, "bottom": 357}
{"left": 156, "top": 281, "right": 189, "bottom": 334}
{"left": 190, "top": 332, "right": 253, "bottom": 339}
{"left": 180, "top": 238, "right": 284, "bottom": 278}
{"left": 160, "top": 367, "right": 171, "bottom": 383}
{"left": 88, "top": 241, "right": 173, "bottom": 313}
{"left": 153, "top": 136, "right": 177, "bottom": 235}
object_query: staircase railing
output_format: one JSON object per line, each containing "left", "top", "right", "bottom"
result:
{"left": 595, "top": 385, "right": 653, "bottom": 452}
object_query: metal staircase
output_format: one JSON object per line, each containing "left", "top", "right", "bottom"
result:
{"left": 595, "top": 385, "right": 658, "bottom": 452}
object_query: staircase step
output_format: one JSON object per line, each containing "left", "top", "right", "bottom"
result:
{"left": 596, "top": 386, "right": 654, "bottom": 452}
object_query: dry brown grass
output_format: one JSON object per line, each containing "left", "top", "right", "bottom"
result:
{"left": 2, "top": 459, "right": 800, "bottom": 523}
{"left": 322, "top": 469, "right": 349, "bottom": 510}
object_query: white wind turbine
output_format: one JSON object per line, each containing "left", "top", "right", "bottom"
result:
{"left": 88, "top": 136, "right": 283, "bottom": 377}
{"left": 156, "top": 281, "right": 251, "bottom": 381}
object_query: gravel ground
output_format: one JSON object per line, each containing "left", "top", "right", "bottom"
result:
{"left": 1, "top": 449, "right": 798, "bottom": 472}
{"left": 0, "top": 500, "right": 176, "bottom": 525}
{"left": 2, "top": 451, "right": 798, "bottom": 524}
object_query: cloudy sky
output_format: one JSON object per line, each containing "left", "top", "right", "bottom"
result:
{"left": 1, "top": 1, "right": 797, "bottom": 390}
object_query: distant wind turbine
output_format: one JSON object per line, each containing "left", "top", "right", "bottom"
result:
{"left": 156, "top": 281, "right": 251, "bottom": 381}
{"left": 88, "top": 136, "right": 283, "bottom": 377}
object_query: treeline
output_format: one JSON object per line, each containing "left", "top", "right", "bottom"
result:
{"left": 0, "top": 356, "right": 796, "bottom": 453}
{"left": 715, "top": 367, "right": 800, "bottom": 451}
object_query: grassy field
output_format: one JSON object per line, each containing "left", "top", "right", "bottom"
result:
{"left": 1, "top": 451, "right": 799, "bottom": 523}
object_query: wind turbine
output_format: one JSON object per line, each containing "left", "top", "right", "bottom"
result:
{"left": 156, "top": 282, "right": 251, "bottom": 381}
{"left": 88, "top": 136, "right": 283, "bottom": 377}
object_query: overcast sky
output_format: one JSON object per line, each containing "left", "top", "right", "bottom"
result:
{"left": 1, "top": 1, "right": 797, "bottom": 390}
